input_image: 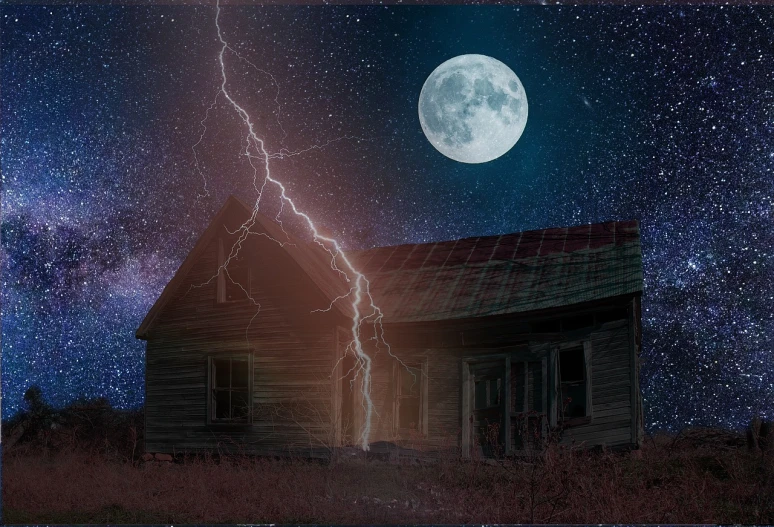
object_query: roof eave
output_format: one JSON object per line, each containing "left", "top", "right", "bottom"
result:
{"left": 135, "top": 195, "right": 351, "bottom": 340}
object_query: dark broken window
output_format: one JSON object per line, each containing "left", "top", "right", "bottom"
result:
{"left": 474, "top": 378, "right": 501, "bottom": 410}
{"left": 559, "top": 346, "right": 588, "bottom": 419}
{"left": 211, "top": 356, "right": 250, "bottom": 422}
{"left": 396, "top": 364, "right": 422, "bottom": 430}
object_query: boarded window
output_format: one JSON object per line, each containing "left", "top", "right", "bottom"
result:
{"left": 396, "top": 364, "right": 423, "bottom": 431}
{"left": 210, "top": 356, "right": 251, "bottom": 422}
{"left": 560, "top": 346, "right": 588, "bottom": 419}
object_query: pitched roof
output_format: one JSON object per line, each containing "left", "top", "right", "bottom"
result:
{"left": 347, "top": 220, "right": 642, "bottom": 323}
{"left": 137, "top": 194, "right": 643, "bottom": 337}
{"left": 135, "top": 196, "right": 351, "bottom": 339}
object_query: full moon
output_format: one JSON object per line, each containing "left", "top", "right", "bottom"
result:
{"left": 418, "top": 54, "right": 528, "bottom": 164}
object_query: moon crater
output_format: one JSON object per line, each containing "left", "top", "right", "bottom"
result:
{"left": 419, "top": 54, "right": 528, "bottom": 164}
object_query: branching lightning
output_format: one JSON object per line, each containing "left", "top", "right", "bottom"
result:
{"left": 188, "top": 0, "right": 415, "bottom": 451}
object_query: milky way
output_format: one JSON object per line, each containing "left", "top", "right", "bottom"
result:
{"left": 1, "top": 5, "right": 772, "bottom": 432}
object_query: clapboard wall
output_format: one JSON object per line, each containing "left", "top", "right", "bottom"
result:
{"left": 142, "top": 210, "right": 642, "bottom": 455}
{"left": 558, "top": 318, "right": 634, "bottom": 447}
{"left": 144, "top": 226, "right": 339, "bottom": 455}
{"left": 363, "top": 305, "right": 641, "bottom": 454}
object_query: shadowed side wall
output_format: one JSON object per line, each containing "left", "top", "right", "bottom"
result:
{"left": 558, "top": 318, "right": 634, "bottom": 447}
{"left": 364, "top": 311, "right": 639, "bottom": 453}
{"left": 144, "top": 225, "right": 339, "bottom": 456}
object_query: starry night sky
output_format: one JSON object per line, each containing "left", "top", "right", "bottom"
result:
{"left": 2, "top": 5, "right": 772, "bottom": 431}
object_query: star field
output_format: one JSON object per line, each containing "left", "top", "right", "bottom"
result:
{"left": 1, "top": 5, "right": 772, "bottom": 432}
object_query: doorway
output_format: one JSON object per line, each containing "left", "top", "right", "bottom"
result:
{"left": 470, "top": 360, "right": 506, "bottom": 457}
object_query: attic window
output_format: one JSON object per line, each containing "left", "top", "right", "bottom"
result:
{"left": 559, "top": 344, "right": 592, "bottom": 422}
{"left": 217, "top": 238, "right": 250, "bottom": 303}
{"left": 209, "top": 355, "right": 251, "bottom": 422}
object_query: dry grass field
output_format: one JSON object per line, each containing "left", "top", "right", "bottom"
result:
{"left": 4, "top": 423, "right": 774, "bottom": 524}
{"left": 3, "top": 393, "right": 773, "bottom": 524}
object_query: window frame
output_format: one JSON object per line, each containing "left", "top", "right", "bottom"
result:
{"left": 461, "top": 352, "right": 512, "bottom": 458}
{"left": 556, "top": 340, "right": 593, "bottom": 427}
{"left": 392, "top": 359, "right": 428, "bottom": 437}
{"left": 207, "top": 353, "right": 253, "bottom": 425}
{"left": 216, "top": 237, "right": 252, "bottom": 304}
{"left": 474, "top": 377, "right": 502, "bottom": 411}
{"left": 510, "top": 357, "right": 549, "bottom": 452}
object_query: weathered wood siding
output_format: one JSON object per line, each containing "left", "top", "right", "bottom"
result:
{"left": 366, "top": 347, "right": 500, "bottom": 451}
{"left": 558, "top": 319, "right": 633, "bottom": 447}
{"left": 145, "top": 226, "right": 338, "bottom": 455}
{"left": 144, "top": 206, "right": 640, "bottom": 456}
{"left": 364, "top": 318, "right": 637, "bottom": 452}
{"left": 356, "top": 346, "right": 459, "bottom": 449}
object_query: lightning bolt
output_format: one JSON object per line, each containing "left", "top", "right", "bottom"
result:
{"left": 187, "top": 0, "right": 417, "bottom": 452}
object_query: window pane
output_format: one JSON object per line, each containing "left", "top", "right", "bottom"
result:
{"left": 529, "top": 361, "right": 543, "bottom": 412}
{"left": 213, "top": 358, "right": 230, "bottom": 389}
{"left": 489, "top": 379, "right": 501, "bottom": 406}
{"left": 400, "top": 366, "right": 420, "bottom": 396}
{"left": 512, "top": 361, "right": 525, "bottom": 412}
{"left": 399, "top": 397, "right": 420, "bottom": 429}
{"left": 232, "top": 358, "right": 249, "bottom": 388}
{"left": 214, "top": 390, "right": 231, "bottom": 419}
{"left": 560, "top": 347, "right": 585, "bottom": 383}
{"left": 475, "top": 381, "right": 490, "bottom": 410}
{"left": 561, "top": 382, "right": 587, "bottom": 417}
{"left": 513, "top": 420, "right": 525, "bottom": 450}
{"left": 475, "top": 380, "right": 488, "bottom": 410}
{"left": 231, "top": 390, "right": 250, "bottom": 420}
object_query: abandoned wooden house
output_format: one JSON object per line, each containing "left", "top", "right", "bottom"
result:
{"left": 136, "top": 195, "right": 644, "bottom": 458}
